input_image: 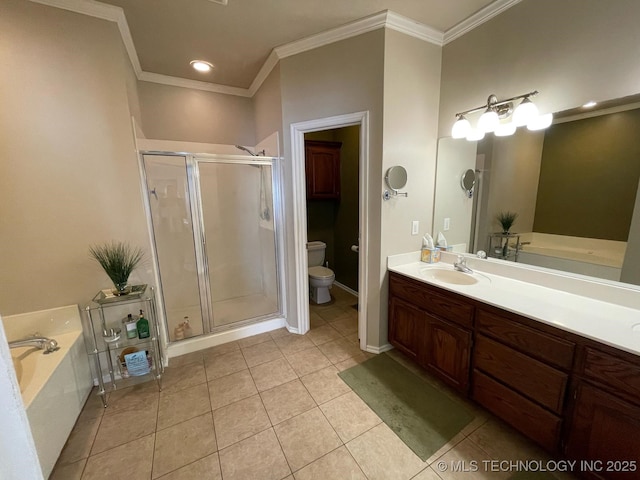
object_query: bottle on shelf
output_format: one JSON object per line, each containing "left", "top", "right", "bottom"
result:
{"left": 123, "top": 313, "right": 137, "bottom": 339}
{"left": 183, "top": 316, "right": 192, "bottom": 338}
{"left": 137, "top": 309, "right": 150, "bottom": 339}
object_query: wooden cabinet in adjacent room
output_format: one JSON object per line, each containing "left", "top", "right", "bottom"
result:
{"left": 305, "top": 140, "right": 341, "bottom": 200}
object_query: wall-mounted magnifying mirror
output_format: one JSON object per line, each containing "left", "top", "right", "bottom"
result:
{"left": 383, "top": 166, "right": 408, "bottom": 200}
{"left": 461, "top": 169, "right": 476, "bottom": 198}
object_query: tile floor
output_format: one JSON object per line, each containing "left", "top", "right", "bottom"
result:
{"left": 51, "top": 287, "right": 575, "bottom": 480}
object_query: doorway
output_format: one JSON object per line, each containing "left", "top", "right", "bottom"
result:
{"left": 290, "top": 111, "right": 370, "bottom": 351}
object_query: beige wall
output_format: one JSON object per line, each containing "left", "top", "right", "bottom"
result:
{"left": 0, "top": 0, "right": 152, "bottom": 315}
{"left": 137, "top": 81, "right": 255, "bottom": 146}
{"left": 280, "top": 28, "right": 442, "bottom": 348}
{"left": 380, "top": 29, "right": 442, "bottom": 345}
{"left": 280, "top": 30, "right": 385, "bottom": 345}
{"left": 253, "top": 63, "right": 283, "bottom": 152}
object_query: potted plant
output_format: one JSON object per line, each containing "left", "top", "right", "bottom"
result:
{"left": 89, "top": 241, "right": 144, "bottom": 295}
{"left": 497, "top": 211, "right": 518, "bottom": 235}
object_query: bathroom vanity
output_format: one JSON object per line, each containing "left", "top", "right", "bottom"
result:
{"left": 388, "top": 259, "right": 640, "bottom": 480}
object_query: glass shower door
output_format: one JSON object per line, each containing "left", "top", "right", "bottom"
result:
{"left": 142, "top": 155, "right": 207, "bottom": 341}
{"left": 197, "top": 160, "right": 280, "bottom": 327}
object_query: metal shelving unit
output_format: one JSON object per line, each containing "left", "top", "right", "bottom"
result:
{"left": 83, "top": 285, "right": 163, "bottom": 407}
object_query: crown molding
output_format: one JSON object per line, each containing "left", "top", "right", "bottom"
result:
{"left": 29, "top": 0, "right": 520, "bottom": 98}
{"left": 275, "top": 10, "right": 386, "bottom": 59}
{"left": 385, "top": 11, "right": 444, "bottom": 45}
{"left": 248, "top": 50, "right": 280, "bottom": 97}
{"left": 444, "top": 0, "right": 523, "bottom": 44}
{"left": 275, "top": 10, "right": 443, "bottom": 61}
{"left": 138, "top": 72, "right": 251, "bottom": 97}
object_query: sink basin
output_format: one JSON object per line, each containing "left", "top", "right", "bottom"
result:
{"left": 419, "top": 267, "right": 480, "bottom": 285}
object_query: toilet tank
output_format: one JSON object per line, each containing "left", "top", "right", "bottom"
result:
{"left": 307, "top": 241, "right": 326, "bottom": 267}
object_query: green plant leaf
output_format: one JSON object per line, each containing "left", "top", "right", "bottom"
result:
{"left": 89, "top": 241, "right": 144, "bottom": 286}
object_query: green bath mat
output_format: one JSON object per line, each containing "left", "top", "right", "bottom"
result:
{"left": 338, "top": 353, "right": 475, "bottom": 461}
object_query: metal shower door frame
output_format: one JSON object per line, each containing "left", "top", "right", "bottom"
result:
{"left": 140, "top": 151, "right": 284, "bottom": 340}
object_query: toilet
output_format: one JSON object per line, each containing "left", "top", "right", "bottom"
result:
{"left": 307, "top": 241, "right": 335, "bottom": 304}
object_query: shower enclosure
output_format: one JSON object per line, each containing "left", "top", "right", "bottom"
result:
{"left": 140, "top": 152, "right": 282, "bottom": 342}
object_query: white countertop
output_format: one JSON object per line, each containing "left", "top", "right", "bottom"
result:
{"left": 388, "top": 256, "right": 640, "bottom": 357}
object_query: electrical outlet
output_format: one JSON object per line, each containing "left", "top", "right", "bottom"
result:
{"left": 411, "top": 221, "right": 419, "bottom": 235}
{"left": 444, "top": 218, "right": 450, "bottom": 231}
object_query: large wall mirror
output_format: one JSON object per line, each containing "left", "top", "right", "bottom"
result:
{"left": 433, "top": 94, "right": 640, "bottom": 286}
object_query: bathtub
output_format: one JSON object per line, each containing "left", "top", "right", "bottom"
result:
{"left": 4, "top": 305, "right": 92, "bottom": 478}
{"left": 517, "top": 232, "right": 626, "bottom": 281}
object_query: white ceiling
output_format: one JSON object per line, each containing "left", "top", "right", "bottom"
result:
{"left": 48, "top": 0, "right": 518, "bottom": 92}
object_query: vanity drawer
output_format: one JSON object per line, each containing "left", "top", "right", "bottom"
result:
{"left": 476, "top": 309, "right": 575, "bottom": 370}
{"left": 389, "top": 273, "right": 473, "bottom": 328}
{"left": 582, "top": 347, "right": 640, "bottom": 400}
{"left": 472, "top": 370, "right": 561, "bottom": 453}
{"left": 474, "top": 335, "right": 568, "bottom": 414}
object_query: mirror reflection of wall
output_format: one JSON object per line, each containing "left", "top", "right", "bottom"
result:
{"left": 434, "top": 101, "right": 640, "bottom": 285}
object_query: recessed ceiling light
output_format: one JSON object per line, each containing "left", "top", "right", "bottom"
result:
{"left": 190, "top": 60, "right": 213, "bottom": 73}
{"left": 582, "top": 101, "right": 597, "bottom": 108}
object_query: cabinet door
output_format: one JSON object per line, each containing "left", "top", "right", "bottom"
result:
{"left": 566, "top": 382, "right": 640, "bottom": 480}
{"left": 424, "top": 314, "right": 472, "bottom": 393}
{"left": 388, "top": 296, "right": 426, "bottom": 362}
{"left": 305, "top": 141, "right": 341, "bottom": 199}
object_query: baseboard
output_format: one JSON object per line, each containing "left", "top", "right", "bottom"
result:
{"left": 365, "top": 343, "right": 394, "bottom": 354}
{"left": 334, "top": 281, "right": 358, "bottom": 297}
{"left": 166, "top": 317, "right": 286, "bottom": 359}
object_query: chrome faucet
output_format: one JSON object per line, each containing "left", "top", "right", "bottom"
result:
{"left": 453, "top": 255, "right": 473, "bottom": 274}
{"left": 9, "top": 336, "right": 59, "bottom": 354}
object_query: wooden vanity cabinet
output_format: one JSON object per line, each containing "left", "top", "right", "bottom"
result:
{"left": 565, "top": 381, "right": 640, "bottom": 480}
{"left": 388, "top": 296, "right": 426, "bottom": 362}
{"left": 563, "top": 346, "right": 640, "bottom": 479}
{"left": 305, "top": 140, "right": 341, "bottom": 200}
{"left": 388, "top": 272, "right": 472, "bottom": 393}
{"left": 472, "top": 308, "right": 574, "bottom": 453}
{"left": 388, "top": 270, "right": 640, "bottom": 479}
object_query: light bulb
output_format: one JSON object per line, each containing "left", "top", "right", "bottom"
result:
{"left": 451, "top": 116, "right": 471, "bottom": 139}
{"left": 513, "top": 97, "right": 539, "bottom": 126}
{"left": 495, "top": 122, "right": 517, "bottom": 137}
{"left": 190, "top": 60, "right": 213, "bottom": 72}
{"left": 466, "top": 128, "right": 485, "bottom": 141}
{"left": 478, "top": 109, "right": 499, "bottom": 133}
{"left": 527, "top": 113, "right": 554, "bottom": 131}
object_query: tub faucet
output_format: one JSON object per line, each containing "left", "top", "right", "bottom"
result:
{"left": 453, "top": 255, "right": 473, "bottom": 274}
{"left": 9, "top": 336, "right": 59, "bottom": 354}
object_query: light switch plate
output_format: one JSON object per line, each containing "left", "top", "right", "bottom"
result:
{"left": 444, "top": 218, "right": 450, "bottom": 231}
{"left": 411, "top": 221, "right": 419, "bottom": 235}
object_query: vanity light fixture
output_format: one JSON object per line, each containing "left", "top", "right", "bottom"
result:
{"left": 190, "top": 60, "right": 214, "bottom": 73}
{"left": 451, "top": 91, "right": 553, "bottom": 141}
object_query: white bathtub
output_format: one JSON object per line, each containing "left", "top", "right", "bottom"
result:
{"left": 4, "top": 305, "right": 92, "bottom": 478}
{"left": 517, "top": 232, "right": 626, "bottom": 281}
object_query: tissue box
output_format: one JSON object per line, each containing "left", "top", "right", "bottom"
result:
{"left": 421, "top": 247, "right": 441, "bottom": 263}
{"left": 439, "top": 245, "right": 453, "bottom": 252}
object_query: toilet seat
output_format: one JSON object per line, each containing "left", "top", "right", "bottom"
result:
{"left": 308, "top": 266, "right": 334, "bottom": 279}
